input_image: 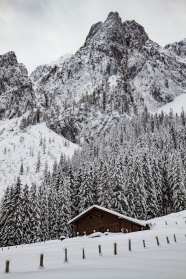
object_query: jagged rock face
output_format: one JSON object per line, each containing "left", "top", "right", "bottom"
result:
{"left": 29, "top": 12, "right": 186, "bottom": 141}
{"left": 123, "top": 19, "right": 149, "bottom": 49}
{"left": 0, "top": 51, "right": 35, "bottom": 119}
{"left": 30, "top": 12, "right": 150, "bottom": 114}
{"left": 31, "top": 12, "right": 186, "bottom": 114}
{"left": 165, "top": 38, "right": 186, "bottom": 58}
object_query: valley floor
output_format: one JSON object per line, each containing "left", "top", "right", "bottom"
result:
{"left": 1, "top": 211, "right": 186, "bottom": 279}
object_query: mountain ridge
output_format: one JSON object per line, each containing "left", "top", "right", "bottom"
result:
{"left": 1, "top": 12, "right": 186, "bottom": 122}
{"left": 0, "top": 11, "right": 186, "bottom": 193}
{"left": 28, "top": 12, "right": 186, "bottom": 142}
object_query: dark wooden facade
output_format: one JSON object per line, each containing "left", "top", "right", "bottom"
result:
{"left": 69, "top": 206, "right": 149, "bottom": 235}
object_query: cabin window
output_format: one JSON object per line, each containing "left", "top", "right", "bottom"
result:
{"left": 99, "top": 214, "right": 104, "bottom": 219}
{"left": 89, "top": 216, "right": 94, "bottom": 220}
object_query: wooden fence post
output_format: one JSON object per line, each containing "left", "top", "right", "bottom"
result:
{"left": 64, "top": 248, "right": 68, "bottom": 262}
{"left": 40, "top": 254, "right": 44, "bottom": 268}
{"left": 174, "top": 234, "right": 177, "bottom": 242}
{"left": 98, "top": 245, "right": 102, "bottom": 255}
{"left": 129, "top": 239, "right": 131, "bottom": 251}
{"left": 114, "top": 243, "right": 117, "bottom": 255}
{"left": 5, "top": 261, "right": 10, "bottom": 273}
{"left": 165, "top": 221, "right": 167, "bottom": 225}
{"left": 156, "top": 236, "right": 160, "bottom": 246}
{"left": 82, "top": 248, "right": 85, "bottom": 259}
{"left": 143, "top": 240, "right": 146, "bottom": 248}
{"left": 166, "top": 236, "right": 170, "bottom": 244}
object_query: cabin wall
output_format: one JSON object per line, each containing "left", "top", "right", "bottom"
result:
{"left": 72, "top": 208, "right": 147, "bottom": 235}
{"left": 75, "top": 209, "right": 119, "bottom": 235}
{"left": 119, "top": 219, "right": 143, "bottom": 232}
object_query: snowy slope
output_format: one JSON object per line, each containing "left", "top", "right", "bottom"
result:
{"left": 0, "top": 117, "right": 78, "bottom": 198}
{"left": 157, "top": 93, "right": 186, "bottom": 114}
{"left": 0, "top": 210, "right": 186, "bottom": 279}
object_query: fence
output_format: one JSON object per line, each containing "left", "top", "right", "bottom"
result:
{"left": 2, "top": 232, "right": 186, "bottom": 274}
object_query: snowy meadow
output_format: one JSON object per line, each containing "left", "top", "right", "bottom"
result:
{"left": 1, "top": 210, "right": 186, "bottom": 279}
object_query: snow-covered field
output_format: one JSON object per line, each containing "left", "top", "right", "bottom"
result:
{"left": 1, "top": 211, "right": 186, "bottom": 279}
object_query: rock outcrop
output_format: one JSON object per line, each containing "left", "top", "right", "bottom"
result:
{"left": 165, "top": 38, "right": 186, "bottom": 58}
{"left": 0, "top": 51, "right": 35, "bottom": 119}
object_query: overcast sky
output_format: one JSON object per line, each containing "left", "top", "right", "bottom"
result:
{"left": 1, "top": 0, "right": 186, "bottom": 74}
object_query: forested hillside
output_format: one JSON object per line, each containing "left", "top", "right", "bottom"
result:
{"left": 1, "top": 109, "right": 186, "bottom": 246}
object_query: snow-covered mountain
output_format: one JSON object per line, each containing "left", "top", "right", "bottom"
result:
{"left": 0, "top": 11, "right": 186, "bottom": 194}
{"left": 0, "top": 116, "right": 78, "bottom": 197}
{"left": 30, "top": 12, "right": 186, "bottom": 114}
{"left": 29, "top": 12, "right": 186, "bottom": 142}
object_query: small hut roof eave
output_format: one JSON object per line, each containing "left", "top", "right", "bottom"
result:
{"left": 68, "top": 205, "right": 147, "bottom": 227}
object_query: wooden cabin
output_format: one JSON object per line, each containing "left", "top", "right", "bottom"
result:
{"left": 68, "top": 205, "right": 149, "bottom": 236}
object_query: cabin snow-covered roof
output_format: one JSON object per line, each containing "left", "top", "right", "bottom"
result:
{"left": 68, "top": 205, "right": 147, "bottom": 227}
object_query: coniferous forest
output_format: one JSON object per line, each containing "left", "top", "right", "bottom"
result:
{"left": 0, "top": 109, "right": 186, "bottom": 247}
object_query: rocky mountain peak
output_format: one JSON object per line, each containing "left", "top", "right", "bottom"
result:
{"left": 123, "top": 20, "right": 149, "bottom": 48}
{"left": 85, "top": 21, "right": 102, "bottom": 42}
{"left": 164, "top": 38, "right": 186, "bottom": 58}
{"left": 106, "top": 11, "right": 122, "bottom": 23}
{"left": 30, "top": 12, "right": 186, "bottom": 118}
{"left": 0, "top": 51, "right": 34, "bottom": 119}
{"left": 84, "top": 12, "right": 148, "bottom": 55}
{"left": 0, "top": 51, "right": 18, "bottom": 67}
{"left": 84, "top": 11, "right": 124, "bottom": 47}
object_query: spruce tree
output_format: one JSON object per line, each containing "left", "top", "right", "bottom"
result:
{"left": 142, "top": 153, "right": 158, "bottom": 219}
{"left": 29, "top": 183, "right": 39, "bottom": 243}
{"left": 171, "top": 152, "right": 186, "bottom": 212}
{"left": 132, "top": 156, "right": 147, "bottom": 219}
{"left": 78, "top": 167, "right": 95, "bottom": 213}
{"left": 48, "top": 183, "right": 58, "bottom": 239}
{"left": 0, "top": 187, "right": 12, "bottom": 246}
{"left": 38, "top": 183, "right": 49, "bottom": 241}
{"left": 97, "top": 160, "right": 113, "bottom": 209}
{"left": 111, "top": 159, "right": 128, "bottom": 215}
{"left": 71, "top": 168, "right": 81, "bottom": 217}
{"left": 22, "top": 184, "right": 32, "bottom": 243}
{"left": 57, "top": 175, "right": 71, "bottom": 237}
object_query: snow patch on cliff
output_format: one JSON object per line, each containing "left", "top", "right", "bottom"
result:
{"left": 157, "top": 93, "right": 186, "bottom": 114}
